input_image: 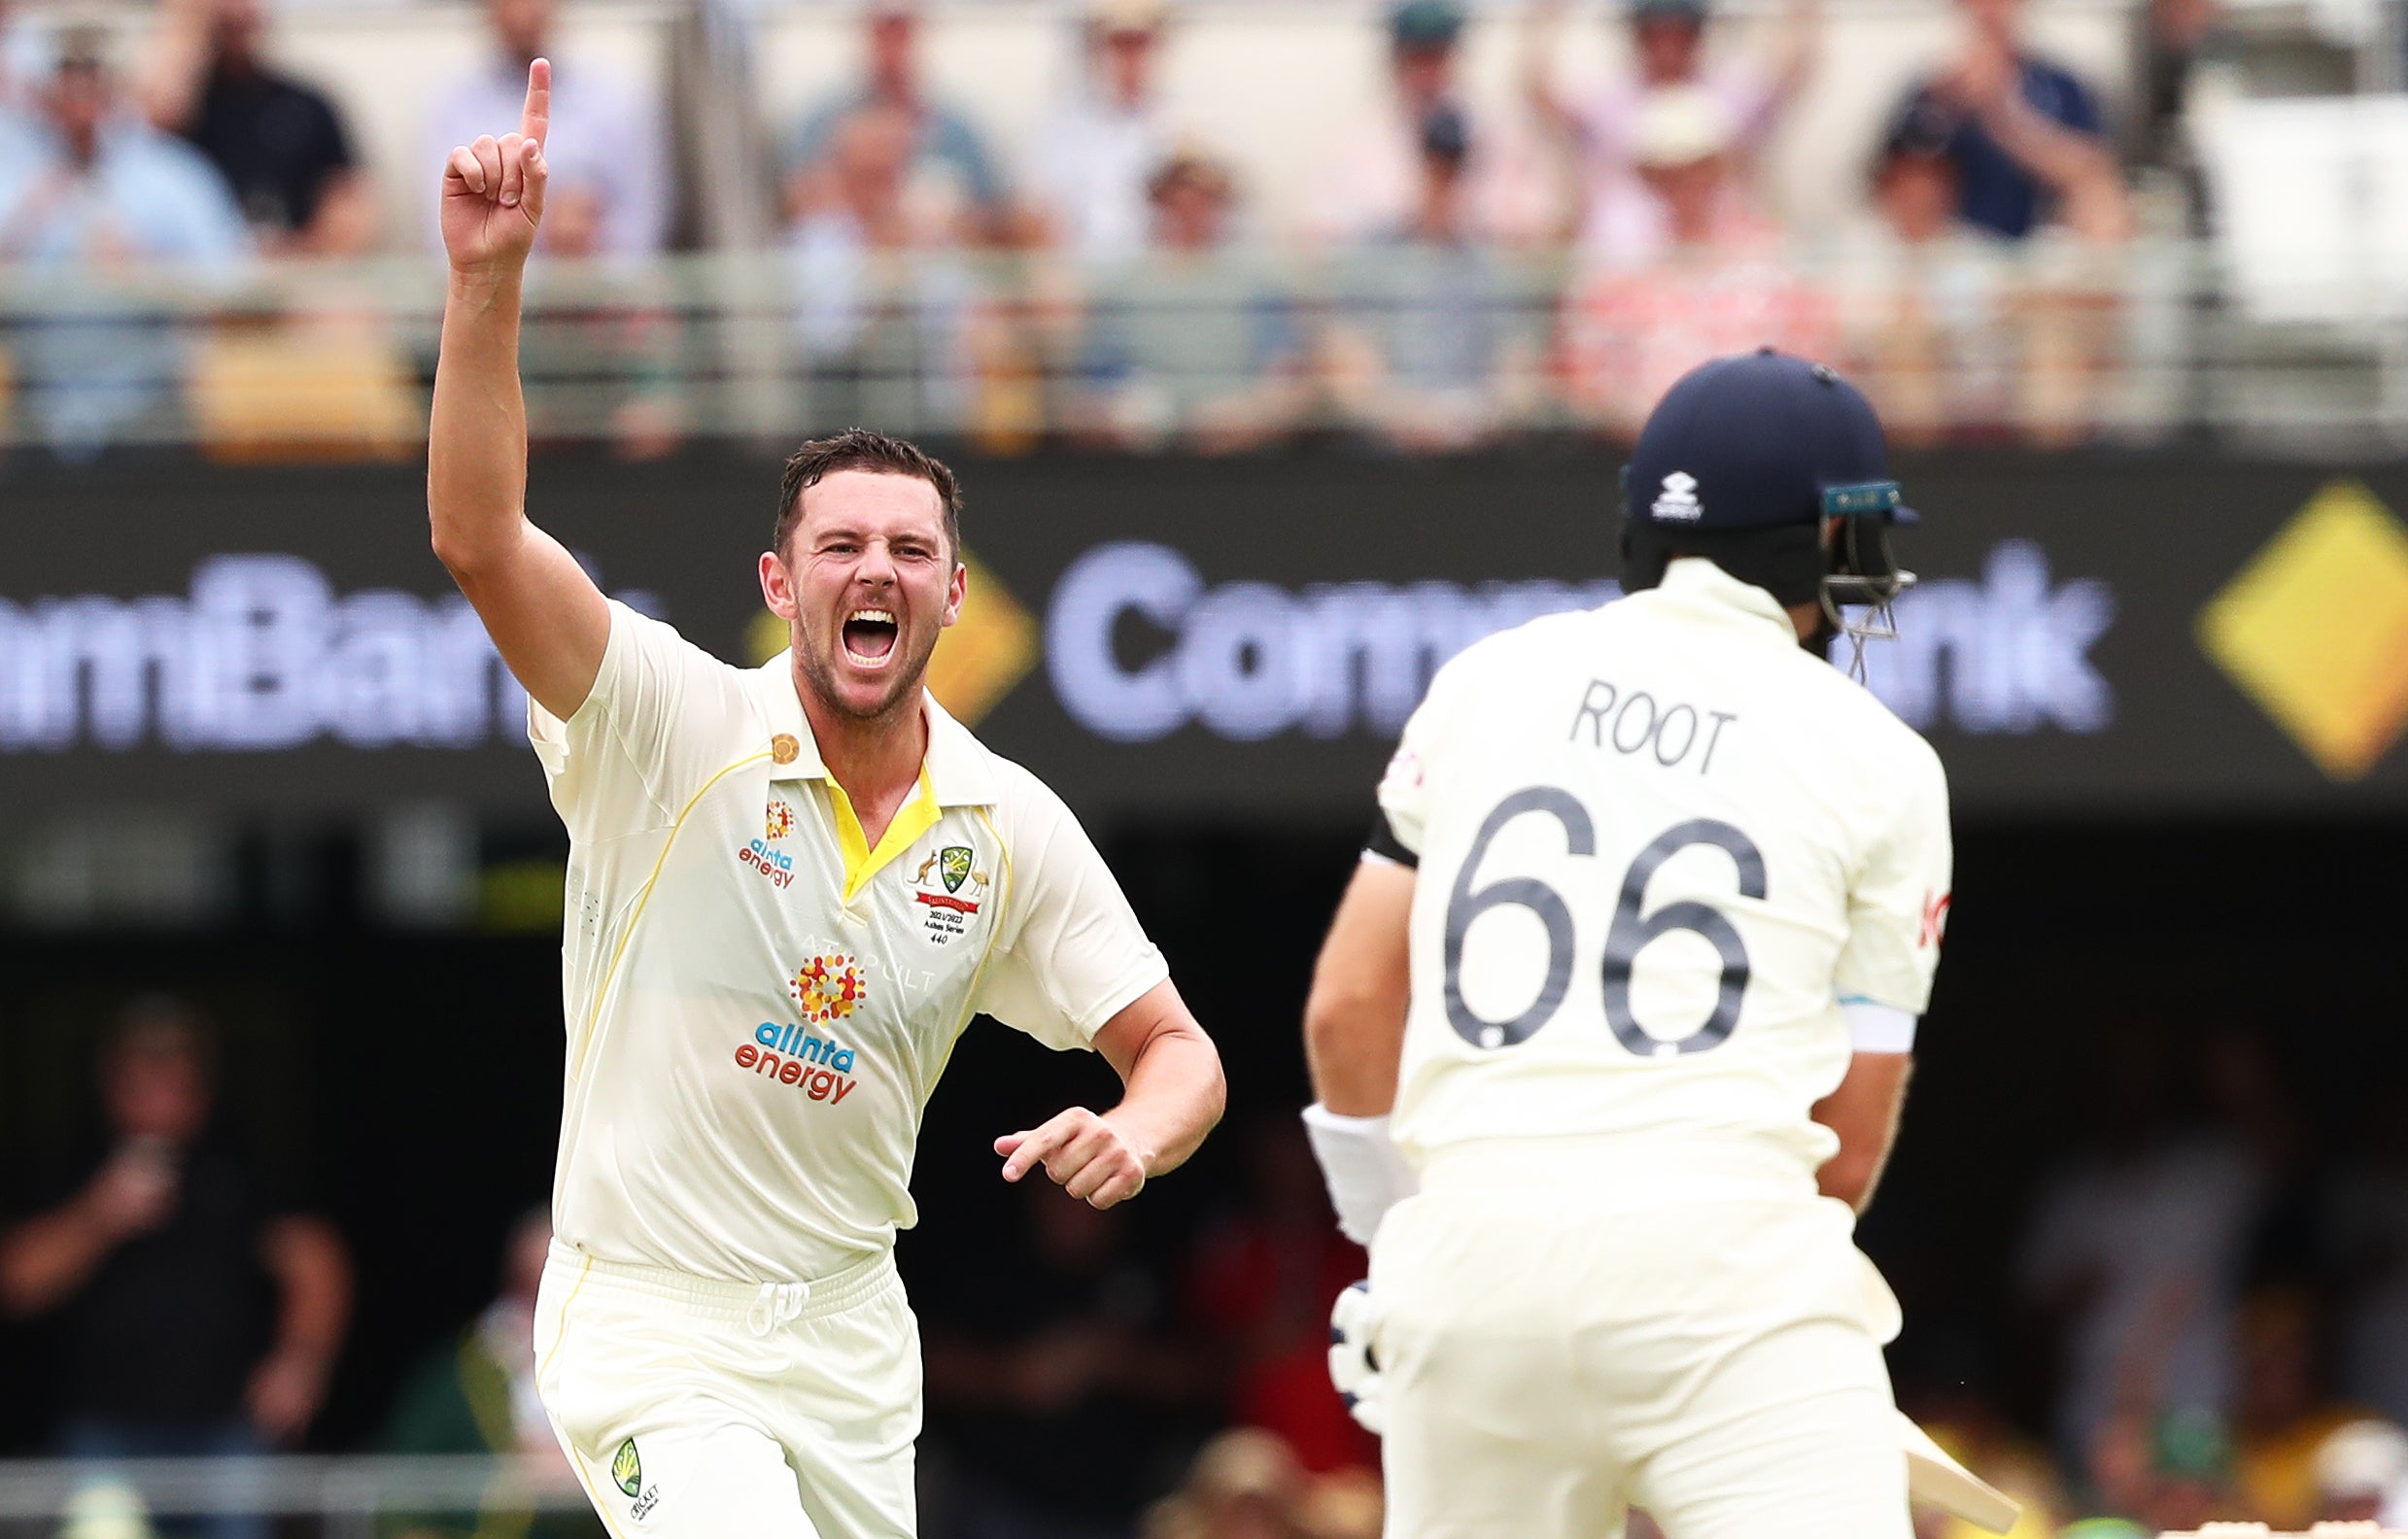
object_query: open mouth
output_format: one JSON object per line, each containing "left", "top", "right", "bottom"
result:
{"left": 842, "top": 608, "right": 900, "bottom": 667}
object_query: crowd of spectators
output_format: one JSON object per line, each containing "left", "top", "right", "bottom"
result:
{"left": 14, "top": 993, "right": 2408, "bottom": 1538}
{"left": 0, "top": 0, "right": 2187, "bottom": 461}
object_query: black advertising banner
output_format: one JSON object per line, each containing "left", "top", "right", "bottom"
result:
{"left": 4, "top": 450, "right": 2407, "bottom": 820}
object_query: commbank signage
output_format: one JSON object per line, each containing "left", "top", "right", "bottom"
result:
{"left": 1, "top": 453, "right": 2403, "bottom": 817}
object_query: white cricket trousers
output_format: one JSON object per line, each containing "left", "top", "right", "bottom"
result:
{"left": 533, "top": 1240, "right": 921, "bottom": 1539}
{"left": 1370, "top": 1140, "right": 1910, "bottom": 1539}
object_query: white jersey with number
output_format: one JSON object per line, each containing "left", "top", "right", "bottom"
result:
{"left": 1375, "top": 558, "right": 1951, "bottom": 1182}
{"left": 530, "top": 601, "right": 1169, "bottom": 1284}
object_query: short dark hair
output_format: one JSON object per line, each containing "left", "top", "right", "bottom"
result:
{"left": 774, "top": 428, "right": 962, "bottom": 561}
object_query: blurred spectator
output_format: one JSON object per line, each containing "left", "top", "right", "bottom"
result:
{"left": 2135, "top": 1407, "right": 2235, "bottom": 1532}
{"left": 785, "top": 99, "right": 980, "bottom": 433}
{"left": 921, "top": 1180, "right": 1214, "bottom": 1539}
{"left": 381, "top": 1209, "right": 601, "bottom": 1539}
{"left": 523, "top": 183, "right": 687, "bottom": 460}
{"left": 1306, "top": 0, "right": 1554, "bottom": 249}
{"left": 2311, "top": 1419, "right": 2408, "bottom": 1523}
{"left": 1323, "top": 104, "right": 1538, "bottom": 453}
{"left": 2325, "top": 1089, "right": 2408, "bottom": 1424}
{"left": 1839, "top": 97, "right": 2016, "bottom": 445}
{"left": 1138, "top": 1428, "right": 1307, "bottom": 1539}
{"left": 0, "top": 999, "right": 352, "bottom": 1539}
{"left": 1033, "top": 0, "right": 1176, "bottom": 264}
{"left": 2230, "top": 1287, "right": 2369, "bottom": 1527}
{"left": 1555, "top": 86, "right": 1834, "bottom": 435}
{"left": 0, "top": 29, "right": 252, "bottom": 460}
{"left": 1182, "top": 1121, "right": 1377, "bottom": 1477}
{"left": 0, "top": 0, "right": 41, "bottom": 120}
{"left": 425, "top": 0, "right": 668, "bottom": 257}
{"left": 1887, "top": 0, "right": 2130, "bottom": 243}
{"left": 784, "top": 0, "right": 1010, "bottom": 246}
{"left": 136, "top": 0, "right": 372, "bottom": 256}
{"left": 1076, "top": 148, "right": 1307, "bottom": 453}
{"left": 1529, "top": 0, "right": 1816, "bottom": 265}
{"left": 2018, "top": 1016, "right": 2274, "bottom": 1473}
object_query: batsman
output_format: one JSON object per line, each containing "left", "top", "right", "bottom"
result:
{"left": 1301, "top": 352, "right": 1998, "bottom": 1538}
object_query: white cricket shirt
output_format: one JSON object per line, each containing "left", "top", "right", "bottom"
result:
{"left": 531, "top": 601, "right": 1170, "bottom": 1283}
{"left": 1375, "top": 559, "right": 1951, "bottom": 1184}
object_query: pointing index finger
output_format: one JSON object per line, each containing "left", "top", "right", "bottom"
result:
{"left": 520, "top": 57, "right": 551, "bottom": 150}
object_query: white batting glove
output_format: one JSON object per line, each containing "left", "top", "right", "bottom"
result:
{"left": 1328, "top": 1280, "right": 1388, "bottom": 1435}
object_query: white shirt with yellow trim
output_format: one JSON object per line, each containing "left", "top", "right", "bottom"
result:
{"left": 530, "top": 601, "right": 1169, "bottom": 1283}
{"left": 1374, "top": 559, "right": 1952, "bottom": 1185}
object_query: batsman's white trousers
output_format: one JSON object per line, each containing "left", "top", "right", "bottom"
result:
{"left": 1370, "top": 1139, "right": 1910, "bottom": 1539}
{"left": 533, "top": 1240, "right": 920, "bottom": 1539}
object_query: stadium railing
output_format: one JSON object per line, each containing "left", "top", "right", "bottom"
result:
{"left": 0, "top": 1453, "right": 593, "bottom": 1538}
{"left": 1, "top": 240, "right": 2404, "bottom": 462}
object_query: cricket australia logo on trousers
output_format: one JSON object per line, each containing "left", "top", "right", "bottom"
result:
{"left": 910, "top": 843, "right": 987, "bottom": 945}
{"left": 612, "top": 1437, "right": 660, "bottom": 1519}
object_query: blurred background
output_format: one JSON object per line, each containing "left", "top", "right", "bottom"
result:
{"left": 3, "top": 0, "right": 2408, "bottom": 1536}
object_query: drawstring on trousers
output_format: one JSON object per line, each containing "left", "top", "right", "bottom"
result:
{"left": 746, "top": 1281, "right": 811, "bottom": 1336}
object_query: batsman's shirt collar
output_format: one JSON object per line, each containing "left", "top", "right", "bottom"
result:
{"left": 1651, "top": 557, "right": 1797, "bottom": 641}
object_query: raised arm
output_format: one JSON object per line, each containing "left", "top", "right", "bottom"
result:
{"left": 428, "top": 58, "right": 611, "bottom": 721}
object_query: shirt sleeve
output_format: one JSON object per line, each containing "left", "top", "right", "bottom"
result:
{"left": 974, "top": 770, "right": 1169, "bottom": 1052}
{"left": 1832, "top": 741, "right": 1953, "bottom": 1017}
{"left": 529, "top": 599, "right": 745, "bottom": 835}
{"left": 1370, "top": 671, "right": 1449, "bottom": 863}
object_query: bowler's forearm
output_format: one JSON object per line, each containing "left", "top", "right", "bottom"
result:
{"left": 429, "top": 269, "right": 533, "bottom": 575}
{"left": 1106, "top": 1023, "right": 1224, "bottom": 1179}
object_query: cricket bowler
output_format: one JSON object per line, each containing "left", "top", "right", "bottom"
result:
{"left": 1302, "top": 351, "right": 1953, "bottom": 1538}
{"left": 428, "top": 63, "right": 1226, "bottom": 1538}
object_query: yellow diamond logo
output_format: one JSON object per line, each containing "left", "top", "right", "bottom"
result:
{"left": 2199, "top": 479, "right": 2408, "bottom": 779}
{"left": 745, "top": 550, "right": 1037, "bottom": 727}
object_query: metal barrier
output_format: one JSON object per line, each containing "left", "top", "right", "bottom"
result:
{"left": 2, "top": 241, "right": 2403, "bottom": 462}
{"left": 0, "top": 1454, "right": 594, "bottom": 1539}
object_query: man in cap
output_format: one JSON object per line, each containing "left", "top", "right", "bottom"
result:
{"left": 1308, "top": 0, "right": 1553, "bottom": 248}
{"left": 1528, "top": 0, "right": 1817, "bottom": 264}
{"left": 1301, "top": 352, "right": 1951, "bottom": 1537}
{"left": 1032, "top": 0, "right": 1176, "bottom": 262}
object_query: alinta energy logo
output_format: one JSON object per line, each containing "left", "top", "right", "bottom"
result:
{"left": 734, "top": 1020, "right": 862, "bottom": 1107}
{"left": 2200, "top": 480, "right": 2408, "bottom": 780}
{"left": 790, "top": 954, "right": 867, "bottom": 1024}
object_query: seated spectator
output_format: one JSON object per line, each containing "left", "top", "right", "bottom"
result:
{"left": 1887, "top": 0, "right": 2130, "bottom": 244}
{"left": 1307, "top": 0, "right": 1555, "bottom": 248}
{"left": 0, "top": 29, "right": 253, "bottom": 461}
{"left": 1322, "top": 104, "right": 1536, "bottom": 453}
{"left": 785, "top": 100, "right": 980, "bottom": 433}
{"left": 1555, "top": 88, "right": 1834, "bottom": 435}
{"left": 2311, "top": 1419, "right": 2408, "bottom": 1523}
{"left": 921, "top": 1179, "right": 1214, "bottom": 1539}
{"left": 1529, "top": 0, "right": 1816, "bottom": 265}
{"left": 1032, "top": 0, "right": 1175, "bottom": 263}
{"left": 1, "top": 0, "right": 41, "bottom": 119}
{"left": 381, "top": 1210, "right": 600, "bottom": 1539}
{"left": 0, "top": 998, "right": 352, "bottom": 1539}
{"left": 784, "top": 0, "right": 1010, "bottom": 246}
{"left": 136, "top": 0, "right": 372, "bottom": 256}
{"left": 425, "top": 0, "right": 668, "bottom": 257}
{"left": 522, "top": 183, "right": 688, "bottom": 459}
{"left": 1837, "top": 97, "right": 2016, "bottom": 445}
{"left": 1139, "top": 1428, "right": 1309, "bottom": 1539}
{"left": 1077, "top": 149, "right": 1307, "bottom": 452}
{"left": 2231, "top": 1287, "right": 2372, "bottom": 1528}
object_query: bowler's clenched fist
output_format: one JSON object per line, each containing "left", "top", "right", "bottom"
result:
{"left": 442, "top": 58, "right": 550, "bottom": 274}
{"left": 996, "top": 1108, "right": 1148, "bottom": 1208}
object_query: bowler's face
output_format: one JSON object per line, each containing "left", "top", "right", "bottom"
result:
{"left": 762, "top": 470, "right": 963, "bottom": 723}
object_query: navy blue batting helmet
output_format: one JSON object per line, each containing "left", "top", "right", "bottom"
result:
{"left": 1620, "top": 350, "right": 1917, "bottom": 635}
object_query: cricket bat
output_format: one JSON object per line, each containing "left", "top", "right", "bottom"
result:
{"left": 1899, "top": 1412, "right": 2022, "bottom": 1535}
